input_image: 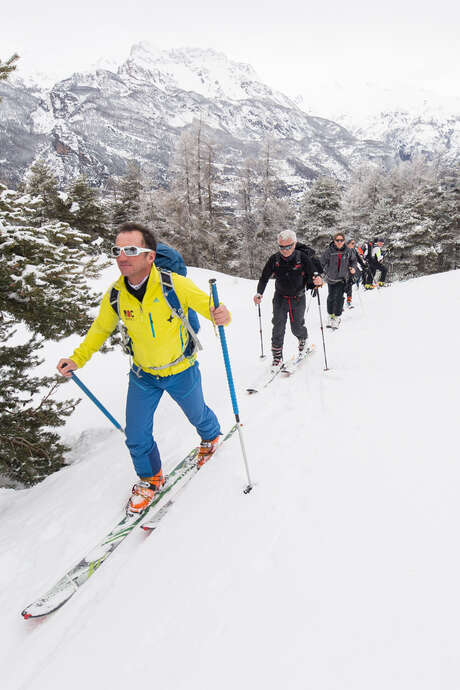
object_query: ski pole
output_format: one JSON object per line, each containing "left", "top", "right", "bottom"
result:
{"left": 209, "top": 279, "right": 253, "bottom": 494}
{"left": 257, "top": 303, "right": 265, "bottom": 359}
{"left": 70, "top": 372, "right": 125, "bottom": 434}
{"left": 313, "top": 288, "right": 329, "bottom": 371}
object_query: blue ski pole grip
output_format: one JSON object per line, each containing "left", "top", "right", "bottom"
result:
{"left": 70, "top": 372, "right": 125, "bottom": 434}
{"left": 209, "top": 279, "right": 240, "bottom": 419}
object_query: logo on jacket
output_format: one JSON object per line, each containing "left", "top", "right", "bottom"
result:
{"left": 123, "top": 309, "right": 135, "bottom": 320}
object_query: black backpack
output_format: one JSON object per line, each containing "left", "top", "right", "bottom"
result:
{"left": 362, "top": 241, "right": 373, "bottom": 261}
{"left": 296, "top": 243, "right": 323, "bottom": 274}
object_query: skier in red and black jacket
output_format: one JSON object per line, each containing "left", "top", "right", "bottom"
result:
{"left": 253, "top": 230, "right": 323, "bottom": 368}
{"left": 320, "top": 232, "right": 357, "bottom": 329}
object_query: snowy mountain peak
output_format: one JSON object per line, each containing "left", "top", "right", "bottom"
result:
{"left": 124, "top": 42, "right": 291, "bottom": 105}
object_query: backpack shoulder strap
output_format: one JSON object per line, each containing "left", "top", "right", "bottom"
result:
{"left": 158, "top": 270, "right": 203, "bottom": 352}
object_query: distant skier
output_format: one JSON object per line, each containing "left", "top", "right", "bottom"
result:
{"left": 320, "top": 232, "right": 357, "bottom": 328}
{"left": 361, "top": 239, "right": 376, "bottom": 289}
{"left": 345, "top": 238, "right": 365, "bottom": 307}
{"left": 253, "top": 230, "right": 323, "bottom": 368}
{"left": 57, "top": 222, "right": 230, "bottom": 514}
{"left": 370, "top": 238, "right": 389, "bottom": 286}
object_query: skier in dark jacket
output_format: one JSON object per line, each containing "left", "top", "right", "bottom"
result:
{"left": 254, "top": 230, "right": 323, "bottom": 367}
{"left": 320, "top": 232, "right": 357, "bottom": 328}
{"left": 361, "top": 240, "right": 375, "bottom": 289}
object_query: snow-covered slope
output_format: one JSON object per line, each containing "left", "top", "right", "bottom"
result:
{"left": 1, "top": 268, "right": 459, "bottom": 690}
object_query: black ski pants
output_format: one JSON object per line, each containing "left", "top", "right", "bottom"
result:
{"left": 362, "top": 263, "right": 374, "bottom": 285}
{"left": 327, "top": 281, "right": 346, "bottom": 316}
{"left": 371, "top": 262, "right": 388, "bottom": 283}
{"left": 345, "top": 276, "right": 354, "bottom": 299}
{"left": 272, "top": 292, "right": 308, "bottom": 350}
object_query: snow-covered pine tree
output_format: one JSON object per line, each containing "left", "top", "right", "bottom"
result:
{"left": 366, "top": 159, "right": 458, "bottom": 279}
{"left": 0, "top": 184, "right": 107, "bottom": 487}
{"left": 110, "top": 161, "right": 143, "bottom": 227}
{"left": 432, "top": 163, "right": 460, "bottom": 273}
{"left": 382, "top": 196, "right": 437, "bottom": 279}
{"left": 339, "top": 164, "right": 385, "bottom": 241}
{"left": 297, "top": 176, "right": 342, "bottom": 252}
{"left": 68, "top": 175, "right": 110, "bottom": 249}
{"left": 0, "top": 54, "right": 19, "bottom": 95}
{"left": 23, "top": 159, "right": 71, "bottom": 225}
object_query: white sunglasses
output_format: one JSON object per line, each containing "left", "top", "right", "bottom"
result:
{"left": 110, "top": 245, "right": 153, "bottom": 258}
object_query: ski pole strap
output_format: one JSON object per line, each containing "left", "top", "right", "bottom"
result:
{"left": 71, "top": 372, "right": 125, "bottom": 434}
{"left": 209, "top": 279, "right": 239, "bottom": 419}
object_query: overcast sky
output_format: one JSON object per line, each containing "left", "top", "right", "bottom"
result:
{"left": 2, "top": 0, "right": 459, "bottom": 110}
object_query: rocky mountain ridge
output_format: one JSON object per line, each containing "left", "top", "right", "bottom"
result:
{"left": 0, "top": 44, "right": 457, "bottom": 191}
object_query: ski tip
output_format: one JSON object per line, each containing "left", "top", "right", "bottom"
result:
{"left": 243, "top": 485, "right": 253, "bottom": 494}
{"left": 246, "top": 388, "right": 258, "bottom": 395}
{"left": 22, "top": 611, "right": 32, "bottom": 620}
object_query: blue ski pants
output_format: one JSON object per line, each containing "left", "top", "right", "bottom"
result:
{"left": 125, "top": 362, "right": 221, "bottom": 478}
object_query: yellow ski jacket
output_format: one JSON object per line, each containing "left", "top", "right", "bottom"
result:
{"left": 71, "top": 266, "right": 217, "bottom": 377}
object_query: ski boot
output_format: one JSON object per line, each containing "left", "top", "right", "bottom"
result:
{"left": 298, "top": 338, "right": 308, "bottom": 355}
{"left": 271, "top": 346, "right": 283, "bottom": 372}
{"left": 197, "top": 436, "right": 221, "bottom": 468}
{"left": 330, "top": 315, "right": 340, "bottom": 329}
{"left": 127, "top": 470, "right": 165, "bottom": 515}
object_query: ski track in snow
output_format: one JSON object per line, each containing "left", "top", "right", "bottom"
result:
{"left": 0, "top": 268, "right": 459, "bottom": 690}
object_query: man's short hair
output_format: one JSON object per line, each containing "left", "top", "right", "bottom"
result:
{"left": 278, "top": 229, "right": 297, "bottom": 244}
{"left": 334, "top": 232, "right": 345, "bottom": 240}
{"left": 117, "top": 222, "right": 157, "bottom": 251}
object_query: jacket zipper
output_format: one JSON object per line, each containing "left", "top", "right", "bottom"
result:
{"left": 148, "top": 313, "right": 155, "bottom": 338}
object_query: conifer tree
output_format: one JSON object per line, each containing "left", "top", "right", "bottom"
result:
{"left": 110, "top": 161, "right": 143, "bottom": 227}
{"left": 431, "top": 164, "right": 460, "bottom": 272}
{"left": 0, "top": 54, "right": 19, "bottom": 99}
{"left": 298, "top": 176, "right": 342, "bottom": 252}
{"left": 68, "top": 175, "right": 110, "bottom": 249}
{"left": 339, "top": 165, "right": 385, "bottom": 239}
{"left": 0, "top": 184, "right": 107, "bottom": 486}
{"left": 24, "top": 159, "right": 71, "bottom": 224}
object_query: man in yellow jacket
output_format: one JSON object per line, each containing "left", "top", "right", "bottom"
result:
{"left": 57, "top": 223, "right": 230, "bottom": 514}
